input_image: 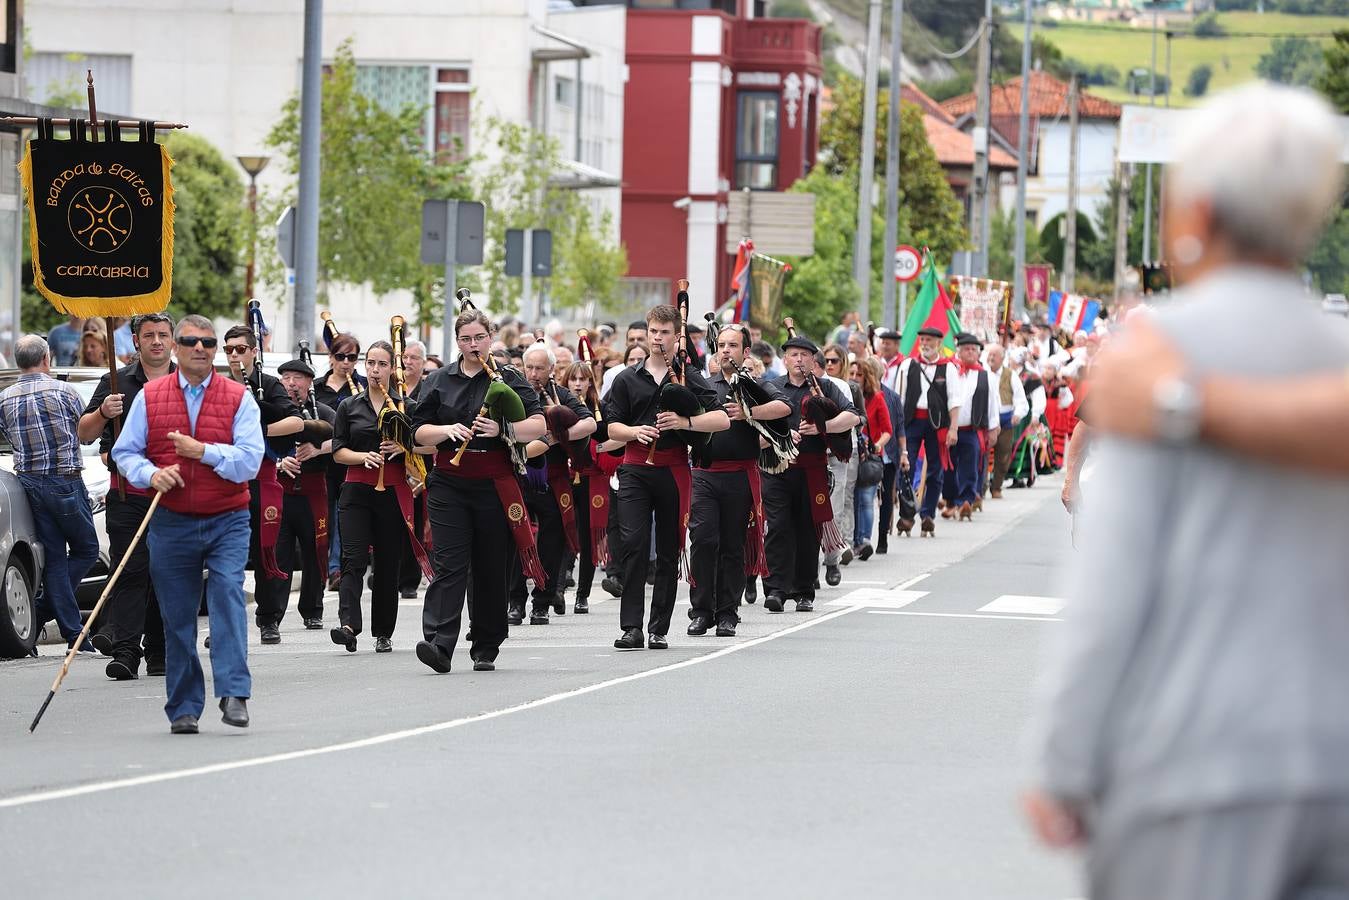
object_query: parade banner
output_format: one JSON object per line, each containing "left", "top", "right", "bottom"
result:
{"left": 1047, "top": 290, "right": 1103, "bottom": 334}
{"left": 749, "top": 252, "right": 790, "bottom": 329}
{"left": 19, "top": 120, "right": 175, "bottom": 316}
{"left": 949, "top": 276, "right": 1011, "bottom": 343}
{"left": 1024, "top": 264, "right": 1053, "bottom": 307}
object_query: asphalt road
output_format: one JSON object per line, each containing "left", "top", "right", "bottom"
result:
{"left": 0, "top": 479, "right": 1080, "bottom": 899}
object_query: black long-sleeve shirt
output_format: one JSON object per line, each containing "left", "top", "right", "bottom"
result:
{"left": 411, "top": 361, "right": 542, "bottom": 453}
{"left": 333, "top": 393, "right": 418, "bottom": 458}
{"left": 768, "top": 374, "right": 856, "bottom": 456}
{"left": 702, "top": 370, "right": 786, "bottom": 462}
{"left": 602, "top": 362, "right": 719, "bottom": 451}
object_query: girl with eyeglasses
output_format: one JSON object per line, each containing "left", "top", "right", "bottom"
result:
{"left": 314, "top": 332, "right": 367, "bottom": 590}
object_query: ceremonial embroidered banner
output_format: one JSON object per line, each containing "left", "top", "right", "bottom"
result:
{"left": 950, "top": 276, "right": 1011, "bottom": 343}
{"left": 19, "top": 120, "right": 175, "bottom": 316}
{"left": 1024, "top": 264, "right": 1053, "bottom": 307}
{"left": 749, "top": 252, "right": 789, "bottom": 329}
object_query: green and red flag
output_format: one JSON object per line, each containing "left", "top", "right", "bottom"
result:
{"left": 899, "top": 249, "right": 961, "bottom": 357}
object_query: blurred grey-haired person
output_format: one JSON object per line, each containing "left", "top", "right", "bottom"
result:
{"left": 1024, "top": 82, "right": 1349, "bottom": 899}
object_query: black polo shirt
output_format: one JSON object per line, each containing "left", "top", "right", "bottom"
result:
{"left": 602, "top": 361, "right": 719, "bottom": 451}
{"left": 702, "top": 370, "right": 786, "bottom": 462}
{"left": 314, "top": 370, "right": 367, "bottom": 412}
{"left": 244, "top": 368, "right": 302, "bottom": 458}
{"left": 83, "top": 360, "right": 177, "bottom": 477}
{"left": 535, "top": 381, "right": 593, "bottom": 466}
{"left": 769, "top": 373, "right": 855, "bottom": 456}
{"left": 333, "top": 393, "right": 418, "bottom": 457}
{"left": 411, "top": 360, "right": 542, "bottom": 453}
{"left": 297, "top": 401, "right": 337, "bottom": 475}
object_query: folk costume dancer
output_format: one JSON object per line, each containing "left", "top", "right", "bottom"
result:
{"left": 314, "top": 331, "right": 367, "bottom": 590}
{"left": 820, "top": 347, "right": 861, "bottom": 586}
{"left": 688, "top": 324, "right": 789, "bottom": 638}
{"left": 603, "top": 304, "right": 727, "bottom": 651}
{"left": 986, "top": 343, "right": 1028, "bottom": 499}
{"left": 897, "top": 326, "right": 962, "bottom": 536}
{"left": 1007, "top": 350, "right": 1049, "bottom": 487}
{"left": 564, "top": 359, "right": 614, "bottom": 615}
{"left": 78, "top": 313, "right": 175, "bottom": 680}
{"left": 877, "top": 329, "right": 904, "bottom": 394}
{"left": 267, "top": 357, "right": 335, "bottom": 632}
{"left": 111, "top": 315, "right": 264, "bottom": 734}
{"left": 762, "top": 334, "right": 858, "bottom": 613}
{"left": 412, "top": 308, "right": 546, "bottom": 674}
{"left": 222, "top": 324, "right": 303, "bottom": 644}
{"left": 512, "top": 344, "right": 596, "bottom": 625}
{"left": 330, "top": 341, "right": 432, "bottom": 654}
{"left": 941, "top": 333, "right": 999, "bottom": 521}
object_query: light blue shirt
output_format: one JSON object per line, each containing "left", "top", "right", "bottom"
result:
{"left": 113, "top": 323, "right": 134, "bottom": 360}
{"left": 112, "top": 371, "right": 264, "bottom": 489}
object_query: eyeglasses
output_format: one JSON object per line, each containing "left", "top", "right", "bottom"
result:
{"left": 457, "top": 333, "right": 491, "bottom": 344}
{"left": 223, "top": 344, "right": 252, "bottom": 355}
{"left": 331, "top": 352, "right": 359, "bottom": 363}
{"left": 176, "top": 336, "right": 217, "bottom": 349}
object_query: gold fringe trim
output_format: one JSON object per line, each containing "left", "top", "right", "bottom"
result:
{"left": 17, "top": 141, "right": 176, "bottom": 318}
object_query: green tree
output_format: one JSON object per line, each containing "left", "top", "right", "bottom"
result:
{"left": 782, "top": 164, "right": 863, "bottom": 340}
{"left": 1314, "top": 30, "right": 1349, "bottom": 113}
{"left": 160, "top": 132, "right": 247, "bottom": 321}
{"left": 1255, "top": 35, "right": 1325, "bottom": 86}
{"left": 553, "top": 204, "right": 629, "bottom": 316}
{"left": 262, "top": 40, "right": 471, "bottom": 332}
{"left": 987, "top": 207, "right": 1042, "bottom": 286}
{"left": 1185, "top": 63, "right": 1214, "bottom": 98}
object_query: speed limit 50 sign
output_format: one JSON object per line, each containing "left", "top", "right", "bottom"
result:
{"left": 894, "top": 245, "right": 921, "bottom": 282}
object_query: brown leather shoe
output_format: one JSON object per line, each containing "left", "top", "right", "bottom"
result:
{"left": 921, "top": 517, "right": 935, "bottom": 537}
{"left": 959, "top": 502, "right": 973, "bottom": 521}
{"left": 990, "top": 489, "right": 1002, "bottom": 499}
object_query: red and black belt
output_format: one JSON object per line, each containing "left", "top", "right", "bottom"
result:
{"left": 434, "top": 450, "right": 547, "bottom": 586}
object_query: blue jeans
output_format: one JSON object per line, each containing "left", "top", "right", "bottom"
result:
{"left": 18, "top": 474, "right": 99, "bottom": 642}
{"left": 853, "top": 482, "right": 877, "bottom": 548}
{"left": 147, "top": 507, "right": 251, "bottom": 722}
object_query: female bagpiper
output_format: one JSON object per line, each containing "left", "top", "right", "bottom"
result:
{"left": 563, "top": 359, "right": 616, "bottom": 615}
{"left": 412, "top": 305, "right": 547, "bottom": 674}
{"left": 330, "top": 341, "right": 432, "bottom": 653}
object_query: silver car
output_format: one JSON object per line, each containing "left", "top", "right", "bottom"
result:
{"left": 0, "top": 367, "right": 112, "bottom": 658}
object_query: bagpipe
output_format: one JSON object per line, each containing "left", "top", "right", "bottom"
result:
{"left": 703, "top": 313, "right": 797, "bottom": 474}
{"left": 646, "top": 278, "right": 708, "bottom": 464}
{"left": 448, "top": 289, "right": 529, "bottom": 468}
{"left": 576, "top": 328, "right": 603, "bottom": 423}
{"left": 541, "top": 374, "right": 591, "bottom": 476}
{"left": 782, "top": 316, "right": 852, "bottom": 462}
{"left": 377, "top": 314, "right": 426, "bottom": 494}
{"left": 320, "top": 309, "right": 362, "bottom": 397}
{"left": 234, "top": 299, "right": 267, "bottom": 401}
{"left": 295, "top": 339, "right": 334, "bottom": 444}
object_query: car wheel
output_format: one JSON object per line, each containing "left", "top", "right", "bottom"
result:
{"left": 0, "top": 555, "right": 37, "bottom": 659}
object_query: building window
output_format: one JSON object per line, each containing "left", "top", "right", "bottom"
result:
{"left": 350, "top": 64, "right": 470, "bottom": 164}
{"left": 555, "top": 75, "right": 575, "bottom": 107}
{"left": 735, "top": 91, "right": 779, "bottom": 191}
{"left": 434, "top": 68, "right": 471, "bottom": 163}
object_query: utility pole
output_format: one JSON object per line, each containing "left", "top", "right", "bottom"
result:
{"left": 1142, "top": 2, "right": 1157, "bottom": 265}
{"left": 292, "top": 0, "right": 322, "bottom": 353}
{"left": 1159, "top": 29, "right": 1172, "bottom": 254}
{"left": 1012, "top": 0, "right": 1033, "bottom": 318}
{"left": 854, "top": 0, "right": 883, "bottom": 321}
{"left": 1114, "top": 161, "right": 1131, "bottom": 301}
{"left": 1063, "top": 73, "right": 1080, "bottom": 293}
{"left": 969, "top": 4, "right": 992, "bottom": 277}
{"left": 881, "top": 0, "right": 904, "bottom": 330}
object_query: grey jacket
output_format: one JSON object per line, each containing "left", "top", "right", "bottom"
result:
{"left": 1029, "top": 267, "right": 1349, "bottom": 830}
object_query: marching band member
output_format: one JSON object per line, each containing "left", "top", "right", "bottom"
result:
{"left": 397, "top": 338, "right": 430, "bottom": 599}
{"left": 412, "top": 307, "right": 546, "bottom": 674}
{"left": 897, "top": 326, "right": 963, "bottom": 536}
{"left": 941, "top": 333, "right": 999, "bottom": 521}
{"left": 819, "top": 348, "right": 861, "bottom": 585}
{"left": 688, "top": 323, "right": 789, "bottom": 637}
{"left": 603, "top": 303, "right": 727, "bottom": 651}
{"left": 564, "top": 360, "right": 611, "bottom": 615}
{"left": 315, "top": 331, "right": 366, "bottom": 591}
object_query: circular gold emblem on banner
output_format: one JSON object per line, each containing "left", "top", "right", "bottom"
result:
{"left": 264, "top": 505, "right": 279, "bottom": 522}
{"left": 591, "top": 495, "right": 604, "bottom": 509}
{"left": 68, "top": 186, "right": 133, "bottom": 253}
{"left": 814, "top": 492, "right": 826, "bottom": 505}
{"left": 559, "top": 493, "right": 572, "bottom": 510}
{"left": 508, "top": 502, "right": 525, "bottom": 523}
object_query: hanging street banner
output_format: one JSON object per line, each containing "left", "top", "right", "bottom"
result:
{"left": 19, "top": 121, "right": 175, "bottom": 316}
{"left": 949, "top": 275, "right": 1011, "bottom": 343}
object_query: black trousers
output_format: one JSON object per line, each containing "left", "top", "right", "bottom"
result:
{"left": 878, "top": 461, "right": 897, "bottom": 540}
{"left": 255, "top": 492, "right": 324, "bottom": 626}
{"left": 688, "top": 469, "right": 751, "bottom": 624}
{"left": 423, "top": 472, "right": 511, "bottom": 663}
{"left": 603, "top": 484, "right": 623, "bottom": 578}
{"left": 508, "top": 481, "right": 565, "bottom": 609}
{"left": 99, "top": 490, "right": 164, "bottom": 665}
{"left": 572, "top": 480, "right": 596, "bottom": 601}
{"left": 398, "top": 493, "right": 425, "bottom": 595}
{"left": 762, "top": 468, "right": 819, "bottom": 601}
{"left": 336, "top": 482, "right": 402, "bottom": 638}
{"left": 616, "top": 464, "right": 681, "bottom": 636}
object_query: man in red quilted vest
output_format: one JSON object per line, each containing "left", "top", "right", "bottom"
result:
{"left": 112, "top": 315, "right": 265, "bottom": 735}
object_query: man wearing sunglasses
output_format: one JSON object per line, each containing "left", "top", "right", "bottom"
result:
{"left": 112, "top": 315, "right": 265, "bottom": 734}
{"left": 221, "top": 325, "right": 305, "bottom": 646}
{"left": 77, "top": 312, "right": 176, "bottom": 679}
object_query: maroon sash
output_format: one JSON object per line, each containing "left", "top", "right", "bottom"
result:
{"left": 283, "top": 469, "right": 330, "bottom": 570}
{"left": 255, "top": 458, "right": 286, "bottom": 579}
{"left": 705, "top": 458, "right": 768, "bottom": 577}
{"left": 546, "top": 459, "right": 580, "bottom": 556}
{"left": 344, "top": 460, "right": 433, "bottom": 580}
{"left": 435, "top": 450, "right": 546, "bottom": 586}
{"left": 790, "top": 451, "right": 848, "bottom": 556}
{"left": 623, "top": 443, "right": 694, "bottom": 583}
{"left": 108, "top": 472, "right": 151, "bottom": 498}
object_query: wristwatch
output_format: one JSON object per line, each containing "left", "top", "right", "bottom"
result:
{"left": 1153, "top": 375, "right": 1202, "bottom": 444}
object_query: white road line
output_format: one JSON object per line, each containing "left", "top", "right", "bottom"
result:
{"left": 827, "top": 588, "right": 927, "bottom": 609}
{"left": 978, "top": 594, "right": 1066, "bottom": 616}
{"left": 896, "top": 573, "right": 930, "bottom": 589}
{"left": 868, "top": 610, "right": 1063, "bottom": 622}
{"left": 0, "top": 605, "right": 865, "bottom": 810}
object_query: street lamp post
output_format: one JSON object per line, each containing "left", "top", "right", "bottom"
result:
{"left": 237, "top": 154, "right": 270, "bottom": 309}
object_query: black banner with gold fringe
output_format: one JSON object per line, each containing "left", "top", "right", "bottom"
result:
{"left": 19, "top": 119, "right": 174, "bottom": 316}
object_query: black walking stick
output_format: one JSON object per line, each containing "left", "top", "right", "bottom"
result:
{"left": 29, "top": 491, "right": 163, "bottom": 733}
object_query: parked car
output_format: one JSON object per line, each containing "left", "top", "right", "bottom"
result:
{"left": 0, "top": 367, "right": 112, "bottom": 658}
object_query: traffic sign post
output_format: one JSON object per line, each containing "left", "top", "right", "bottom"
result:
{"left": 276, "top": 206, "right": 297, "bottom": 269}
{"left": 422, "top": 199, "right": 485, "bottom": 358}
{"left": 894, "top": 244, "right": 921, "bottom": 283}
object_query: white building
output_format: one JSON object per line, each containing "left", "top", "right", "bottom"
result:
{"left": 25, "top": 0, "right": 626, "bottom": 350}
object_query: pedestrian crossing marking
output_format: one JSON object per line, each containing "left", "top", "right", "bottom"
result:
{"left": 978, "top": 595, "right": 1066, "bottom": 616}
{"left": 827, "top": 588, "right": 928, "bottom": 609}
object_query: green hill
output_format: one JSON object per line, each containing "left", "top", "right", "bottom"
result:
{"left": 1037, "top": 11, "right": 1341, "bottom": 106}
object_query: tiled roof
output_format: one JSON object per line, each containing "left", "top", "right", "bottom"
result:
{"left": 940, "top": 70, "right": 1123, "bottom": 121}
{"left": 923, "top": 113, "right": 1018, "bottom": 170}
{"left": 900, "top": 83, "right": 954, "bottom": 125}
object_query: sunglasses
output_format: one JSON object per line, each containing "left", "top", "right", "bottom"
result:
{"left": 331, "top": 352, "right": 359, "bottom": 363}
{"left": 223, "top": 344, "right": 252, "bottom": 355}
{"left": 176, "top": 336, "right": 218, "bottom": 349}
{"left": 824, "top": 357, "right": 842, "bottom": 364}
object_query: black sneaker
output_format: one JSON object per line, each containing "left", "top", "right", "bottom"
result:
{"left": 715, "top": 619, "right": 737, "bottom": 637}
{"left": 91, "top": 632, "right": 115, "bottom": 657}
{"left": 763, "top": 593, "right": 786, "bottom": 613}
{"left": 601, "top": 576, "right": 624, "bottom": 598}
{"left": 647, "top": 633, "right": 668, "bottom": 650}
{"left": 613, "top": 628, "right": 644, "bottom": 650}
{"left": 105, "top": 658, "right": 137, "bottom": 681}
{"left": 260, "top": 624, "right": 281, "bottom": 645}
{"left": 795, "top": 598, "right": 815, "bottom": 613}
{"left": 687, "top": 615, "right": 711, "bottom": 636}
{"left": 825, "top": 565, "right": 841, "bottom": 586}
